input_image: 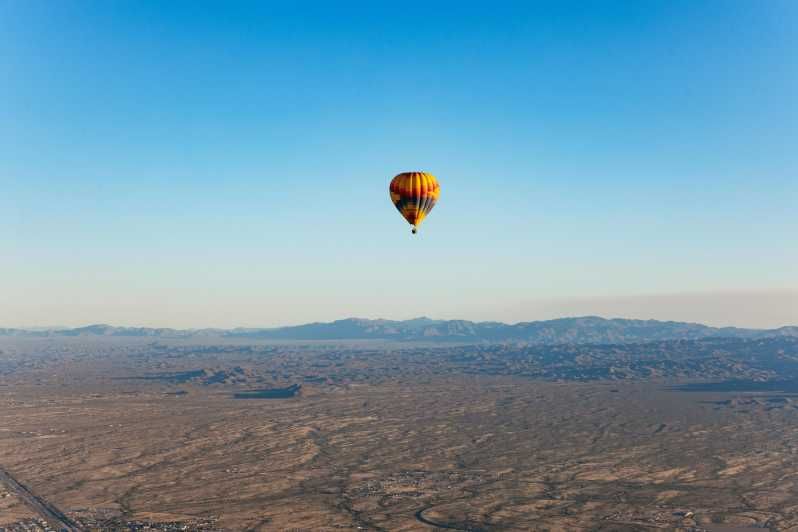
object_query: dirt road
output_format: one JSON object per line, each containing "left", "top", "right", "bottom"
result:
{"left": 0, "top": 466, "right": 82, "bottom": 531}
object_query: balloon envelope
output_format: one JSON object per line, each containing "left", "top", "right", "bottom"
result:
{"left": 389, "top": 172, "right": 440, "bottom": 233}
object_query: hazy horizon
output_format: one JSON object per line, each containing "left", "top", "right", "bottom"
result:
{"left": 5, "top": 289, "right": 797, "bottom": 330}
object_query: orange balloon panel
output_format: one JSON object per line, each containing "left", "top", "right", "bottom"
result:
{"left": 389, "top": 172, "right": 440, "bottom": 233}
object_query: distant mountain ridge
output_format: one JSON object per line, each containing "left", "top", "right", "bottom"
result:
{"left": 2, "top": 317, "right": 797, "bottom": 344}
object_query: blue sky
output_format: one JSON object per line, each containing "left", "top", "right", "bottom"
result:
{"left": 1, "top": 1, "right": 796, "bottom": 328}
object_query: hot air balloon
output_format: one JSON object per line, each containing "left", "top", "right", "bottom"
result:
{"left": 389, "top": 171, "right": 440, "bottom": 234}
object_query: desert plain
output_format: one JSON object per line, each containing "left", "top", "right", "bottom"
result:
{"left": 1, "top": 335, "right": 797, "bottom": 531}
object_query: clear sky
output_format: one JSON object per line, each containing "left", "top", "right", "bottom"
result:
{"left": 2, "top": 1, "right": 796, "bottom": 328}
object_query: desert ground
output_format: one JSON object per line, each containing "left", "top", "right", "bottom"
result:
{"left": 1, "top": 337, "right": 797, "bottom": 531}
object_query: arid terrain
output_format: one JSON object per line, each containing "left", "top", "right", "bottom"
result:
{"left": 1, "top": 333, "right": 798, "bottom": 530}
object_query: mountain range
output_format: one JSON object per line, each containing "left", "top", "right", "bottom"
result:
{"left": 2, "top": 317, "right": 797, "bottom": 344}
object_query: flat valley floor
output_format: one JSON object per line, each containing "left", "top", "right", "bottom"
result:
{"left": 1, "top": 338, "right": 797, "bottom": 531}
